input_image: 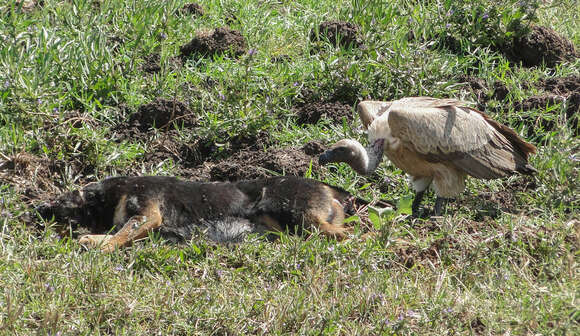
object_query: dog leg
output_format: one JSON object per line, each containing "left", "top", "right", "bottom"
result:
{"left": 313, "top": 200, "right": 353, "bottom": 240}
{"left": 79, "top": 201, "right": 162, "bottom": 252}
{"left": 317, "top": 220, "right": 352, "bottom": 240}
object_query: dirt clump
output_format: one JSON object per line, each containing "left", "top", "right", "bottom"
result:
{"left": 179, "top": 3, "right": 204, "bottom": 17}
{"left": 459, "top": 75, "right": 489, "bottom": 104}
{"left": 508, "top": 75, "right": 580, "bottom": 135}
{"left": 180, "top": 27, "right": 247, "bottom": 59}
{"left": 226, "top": 130, "right": 272, "bottom": 154}
{"left": 467, "top": 317, "right": 486, "bottom": 335}
{"left": 509, "top": 25, "right": 577, "bottom": 67}
{"left": 142, "top": 53, "right": 161, "bottom": 73}
{"left": 107, "top": 35, "right": 124, "bottom": 53}
{"left": 472, "top": 177, "right": 537, "bottom": 219}
{"left": 209, "top": 147, "right": 319, "bottom": 182}
{"left": 129, "top": 98, "right": 198, "bottom": 132}
{"left": 310, "top": 20, "right": 363, "bottom": 49}
{"left": 492, "top": 81, "right": 509, "bottom": 101}
{"left": 295, "top": 101, "right": 353, "bottom": 125}
{"left": 534, "top": 75, "right": 580, "bottom": 134}
{"left": 514, "top": 94, "right": 568, "bottom": 136}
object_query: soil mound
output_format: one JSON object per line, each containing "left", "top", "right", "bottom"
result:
{"left": 310, "top": 20, "right": 363, "bottom": 49}
{"left": 509, "top": 25, "right": 577, "bottom": 67}
{"left": 296, "top": 101, "right": 353, "bottom": 125}
{"left": 143, "top": 133, "right": 216, "bottom": 168}
{"left": 180, "top": 27, "right": 247, "bottom": 59}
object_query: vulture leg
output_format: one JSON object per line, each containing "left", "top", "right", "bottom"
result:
{"left": 411, "top": 190, "right": 426, "bottom": 217}
{"left": 433, "top": 197, "right": 448, "bottom": 216}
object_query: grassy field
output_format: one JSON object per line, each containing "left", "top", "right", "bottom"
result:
{"left": 1, "top": 0, "right": 579, "bottom": 334}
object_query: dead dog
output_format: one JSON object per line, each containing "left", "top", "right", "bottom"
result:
{"left": 36, "top": 176, "right": 368, "bottom": 251}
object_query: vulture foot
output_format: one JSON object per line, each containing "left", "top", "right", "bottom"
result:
{"left": 411, "top": 190, "right": 426, "bottom": 218}
{"left": 433, "top": 197, "right": 448, "bottom": 216}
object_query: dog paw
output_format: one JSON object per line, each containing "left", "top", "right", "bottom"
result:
{"left": 79, "top": 234, "right": 116, "bottom": 252}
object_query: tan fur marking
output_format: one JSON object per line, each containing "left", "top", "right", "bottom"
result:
{"left": 113, "top": 194, "right": 128, "bottom": 227}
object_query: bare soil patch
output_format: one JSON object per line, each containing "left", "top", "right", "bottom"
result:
{"left": 142, "top": 132, "right": 216, "bottom": 169}
{"left": 208, "top": 146, "right": 319, "bottom": 182}
{"left": 295, "top": 101, "right": 353, "bottom": 125}
{"left": 301, "top": 140, "right": 326, "bottom": 156}
{"left": 141, "top": 53, "right": 182, "bottom": 74}
{"left": 539, "top": 75, "right": 580, "bottom": 95}
{"left": 310, "top": 20, "right": 363, "bottom": 49}
{"left": 393, "top": 236, "right": 459, "bottom": 269}
{"left": 180, "top": 27, "right": 247, "bottom": 59}
{"left": 469, "top": 176, "right": 537, "bottom": 220}
{"left": 458, "top": 75, "right": 489, "bottom": 108}
{"left": 0, "top": 153, "right": 80, "bottom": 203}
{"left": 513, "top": 94, "right": 565, "bottom": 111}
{"left": 142, "top": 130, "right": 273, "bottom": 170}
{"left": 439, "top": 25, "right": 577, "bottom": 69}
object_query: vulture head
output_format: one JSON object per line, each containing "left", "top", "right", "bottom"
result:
{"left": 319, "top": 138, "right": 384, "bottom": 175}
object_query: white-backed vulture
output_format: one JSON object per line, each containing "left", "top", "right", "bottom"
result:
{"left": 319, "top": 97, "right": 537, "bottom": 216}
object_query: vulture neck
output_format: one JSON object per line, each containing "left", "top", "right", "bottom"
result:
{"left": 349, "top": 140, "right": 384, "bottom": 175}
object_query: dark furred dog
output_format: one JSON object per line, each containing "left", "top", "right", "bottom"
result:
{"left": 36, "top": 176, "right": 367, "bottom": 251}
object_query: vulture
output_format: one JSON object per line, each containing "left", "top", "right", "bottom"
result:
{"left": 319, "top": 97, "right": 537, "bottom": 216}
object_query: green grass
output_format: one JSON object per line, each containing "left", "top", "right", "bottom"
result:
{"left": 1, "top": 0, "right": 579, "bottom": 334}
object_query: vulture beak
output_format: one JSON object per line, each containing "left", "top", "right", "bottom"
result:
{"left": 318, "top": 150, "right": 333, "bottom": 165}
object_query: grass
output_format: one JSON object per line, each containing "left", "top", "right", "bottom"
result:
{"left": 1, "top": 0, "right": 579, "bottom": 334}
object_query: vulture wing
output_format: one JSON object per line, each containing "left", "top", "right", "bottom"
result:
{"left": 387, "top": 103, "right": 536, "bottom": 179}
{"left": 357, "top": 101, "right": 392, "bottom": 129}
{"left": 358, "top": 97, "right": 472, "bottom": 129}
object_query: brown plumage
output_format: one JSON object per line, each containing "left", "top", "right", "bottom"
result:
{"left": 319, "top": 97, "right": 537, "bottom": 216}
